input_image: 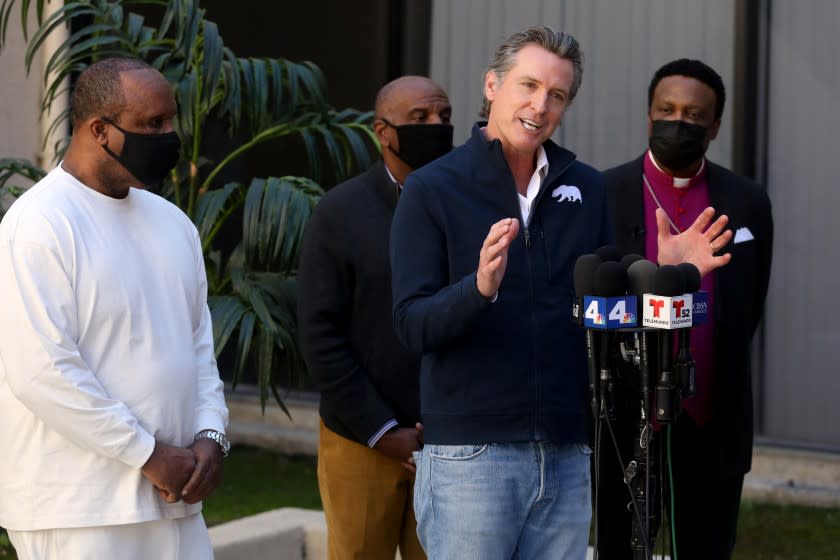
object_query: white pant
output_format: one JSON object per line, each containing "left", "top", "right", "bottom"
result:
{"left": 8, "top": 513, "right": 213, "bottom": 560}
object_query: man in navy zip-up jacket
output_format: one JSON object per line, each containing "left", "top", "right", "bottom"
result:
{"left": 391, "top": 27, "right": 604, "bottom": 559}
{"left": 391, "top": 26, "right": 732, "bottom": 560}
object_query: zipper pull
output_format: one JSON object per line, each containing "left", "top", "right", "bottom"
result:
{"left": 524, "top": 228, "right": 531, "bottom": 247}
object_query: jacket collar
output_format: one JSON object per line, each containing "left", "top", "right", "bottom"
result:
{"left": 466, "top": 122, "right": 577, "bottom": 189}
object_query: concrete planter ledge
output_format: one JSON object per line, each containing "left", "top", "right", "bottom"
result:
{"left": 207, "top": 508, "right": 656, "bottom": 560}
{"left": 209, "top": 508, "right": 327, "bottom": 560}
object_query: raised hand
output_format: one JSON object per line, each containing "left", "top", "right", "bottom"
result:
{"left": 656, "top": 207, "right": 732, "bottom": 277}
{"left": 477, "top": 218, "right": 520, "bottom": 298}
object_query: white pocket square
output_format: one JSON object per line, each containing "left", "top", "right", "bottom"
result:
{"left": 733, "top": 227, "right": 754, "bottom": 244}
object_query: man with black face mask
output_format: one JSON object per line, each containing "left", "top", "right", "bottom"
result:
{"left": 597, "top": 59, "right": 773, "bottom": 559}
{"left": 0, "top": 58, "right": 228, "bottom": 559}
{"left": 297, "top": 75, "right": 451, "bottom": 560}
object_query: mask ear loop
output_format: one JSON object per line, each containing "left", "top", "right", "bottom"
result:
{"left": 99, "top": 117, "right": 127, "bottom": 161}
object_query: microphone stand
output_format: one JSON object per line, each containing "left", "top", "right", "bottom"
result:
{"left": 629, "top": 330, "right": 656, "bottom": 559}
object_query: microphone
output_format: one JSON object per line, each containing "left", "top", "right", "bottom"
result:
{"left": 573, "top": 254, "right": 602, "bottom": 326}
{"left": 676, "top": 263, "right": 701, "bottom": 397}
{"left": 625, "top": 259, "right": 659, "bottom": 557}
{"left": 627, "top": 259, "right": 658, "bottom": 403}
{"left": 620, "top": 253, "right": 645, "bottom": 271}
{"left": 574, "top": 254, "right": 602, "bottom": 420}
{"left": 652, "top": 265, "right": 685, "bottom": 423}
{"left": 595, "top": 245, "right": 624, "bottom": 263}
{"left": 583, "top": 259, "right": 639, "bottom": 330}
{"left": 593, "top": 261, "right": 629, "bottom": 418}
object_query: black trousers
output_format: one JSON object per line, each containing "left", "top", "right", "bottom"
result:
{"left": 592, "top": 380, "right": 744, "bottom": 560}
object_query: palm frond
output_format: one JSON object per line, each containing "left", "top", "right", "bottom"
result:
{"left": 0, "top": 0, "right": 375, "bottom": 414}
{"left": 240, "top": 175, "right": 322, "bottom": 271}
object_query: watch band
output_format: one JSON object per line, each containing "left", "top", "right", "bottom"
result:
{"left": 194, "top": 429, "right": 231, "bottom": 457}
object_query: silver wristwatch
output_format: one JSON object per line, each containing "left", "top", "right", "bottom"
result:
{"left": 194, "top": 429, "right": 231, "bottom": 457}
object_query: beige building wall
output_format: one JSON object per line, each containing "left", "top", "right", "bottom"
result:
{"left": 0, "top": 5, "right": 68, "bottom": 172}
{"left": 430, "top": 0, "right": 735, "bottom": 171}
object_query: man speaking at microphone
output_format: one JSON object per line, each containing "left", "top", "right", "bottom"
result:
{"left": 390, "top": 28, "right": 732, "bottom": 559}
{"left": 600, "top": 59, "right": 774, "bottom": 559}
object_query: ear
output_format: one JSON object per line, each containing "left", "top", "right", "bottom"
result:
{"left": 373, "top": 119, "right": 391, "bottom": 149}
{"left": 484, "top": 70, "right": 499, "bottom": 103}
{"left": 646, "top": 113, "right": 653, "bottom": 138}
{"left": 88, "top": 117, "right": 110, "bottom": 146}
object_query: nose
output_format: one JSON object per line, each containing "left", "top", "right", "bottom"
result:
{"left": 531, "top": 91, "right": 548, "bottom": 115}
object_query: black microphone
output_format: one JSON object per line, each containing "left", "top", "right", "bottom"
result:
{"left": 676, "top": 263, "right": 701, "bottom": 398}
{"left": 593, "top": 261, "right": 628, "bottom": 418}
{"left": 595, "top": 245, "right": 624, "bottom": 263}
{"left": 620, "top": 253, "right": 645, "bottom": 271}
{"left": 573, "top": 254, "right": 602, "bottom": 326}
{"left": 627, "top": 259, "right": 658, "bottom": 402}
{"left": 653, "top": 265, "right": 684, "bottom": 423}
{"left": 574, "top": 254, "right": 602, "bottom": 420}
{"left": 625, "top": 259, "right": 659, "bottom": 557}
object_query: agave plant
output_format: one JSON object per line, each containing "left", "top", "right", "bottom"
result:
{"left": 0, "top": 0, "right": 379, "bottom": 414}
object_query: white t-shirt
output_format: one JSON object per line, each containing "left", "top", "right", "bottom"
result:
{"left": 0, "top": 165, "right": 228, "bottom": 530}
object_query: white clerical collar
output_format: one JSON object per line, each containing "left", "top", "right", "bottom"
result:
{"left": 647, "top": 150, "right": 705, "bottom": 189}
{"left": 384, "top": 164, "right": 402, "bottom": 190}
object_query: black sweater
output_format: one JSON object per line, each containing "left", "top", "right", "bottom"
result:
{"left": 391, "top": 124, "right": 611, "bottom": 446}
{"left": 297, "top": 160, "right": 420, "bottom": 444}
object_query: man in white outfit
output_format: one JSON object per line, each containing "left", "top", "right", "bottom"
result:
{"left": 0, "top": 58, "right": 229, "bottom": 559}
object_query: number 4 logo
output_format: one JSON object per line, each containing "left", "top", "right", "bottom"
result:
{"left": 585, "top": 300, "right": 600, "bottom": 321}
{"left": 608, "top": 300, "right": 626, "bottom": 321}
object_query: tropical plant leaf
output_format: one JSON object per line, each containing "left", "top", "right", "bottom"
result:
{"left": 0, "top": 157, "right": 45, "bottom": 219}
{"left": 193, "top": 181, "right": 244, "bottom": 248}
{"left": 0, "top": 0, "right": 375, "bottom": 413}
{"left": 207, "top": 295, "right": 248, "bottom": 360}
{"left": 240, "top": 175, "right": 321, "bottom": 271}
{"left": 232, "top": 310, "right": 255, "bottom": 389}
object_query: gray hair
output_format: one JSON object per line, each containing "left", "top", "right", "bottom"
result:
{"left": 479, "top": 26, "right": 583, "bottom": 119}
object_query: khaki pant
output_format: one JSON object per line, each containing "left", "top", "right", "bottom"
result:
{"left": 318, "top": 420, "right": 425, "bottom": 560}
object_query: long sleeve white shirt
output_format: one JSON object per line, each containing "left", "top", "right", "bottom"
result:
{"left": 0, "top": 165, "right": 228, "bottom": 530}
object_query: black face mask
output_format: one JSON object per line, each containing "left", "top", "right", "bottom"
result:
{"left": 649, "top": 119, "right": 708, "bottom": 170}
{"left": 102, "top": 119, "right": 181, "bottom": 186}
{"left": 382, "top": 119, "right": 454, "bottom": 170}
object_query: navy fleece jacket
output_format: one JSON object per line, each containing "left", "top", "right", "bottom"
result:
{"left": 391, "top": 124, "right": 611, "bottom": 445}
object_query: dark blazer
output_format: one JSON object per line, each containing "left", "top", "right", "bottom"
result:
{"left": 297, "top": 160, "right": 421, "bottom": 445}
{"left": 605, "top": 156, "right": 773, "bottom": 476}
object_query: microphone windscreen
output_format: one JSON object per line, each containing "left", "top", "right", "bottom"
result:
{"left": 627, "top": 259, "right": 658, "bottom": 296}
{"left": 620, "top": 253, "right": 644, "bottom": 270}
{"left": 574, "top": 254, "right": 601, "bottom": 296}
{"left": 595, "top": 245, "right": 624, "bottom": 262}
{"left": 594, "top": 261, "right": 628, "bottom": 296}
{"left": 654, "top": 265, "right": 686, "bottom": 297}
{"left": 677, "top": 262, "right": 701, "bottom": 293}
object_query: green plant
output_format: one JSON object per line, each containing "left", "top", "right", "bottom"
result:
{"left": 0, "top": 0, "right": 379, "bottom": 414}
{"left": 0, "top": 159, "right": 44, "bottom": 220}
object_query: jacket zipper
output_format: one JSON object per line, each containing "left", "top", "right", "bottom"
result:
{"left": 513, "top": 157, "right": 576, "bottom": 439}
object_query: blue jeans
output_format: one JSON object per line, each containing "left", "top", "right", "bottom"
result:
{"left": 413, "top": 441, "right": 592, "bottom": 559}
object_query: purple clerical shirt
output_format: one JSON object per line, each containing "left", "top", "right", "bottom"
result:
{"left": 642, "top": 150, "right": 716, "bottom": 426}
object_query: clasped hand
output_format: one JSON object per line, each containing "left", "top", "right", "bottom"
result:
{"left": 141, "top": 439, "right": 223, "bottom": 504}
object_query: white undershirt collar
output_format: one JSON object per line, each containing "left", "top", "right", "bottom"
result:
{"left": 519, "top": 145, "right": 549, "bottom": 226}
